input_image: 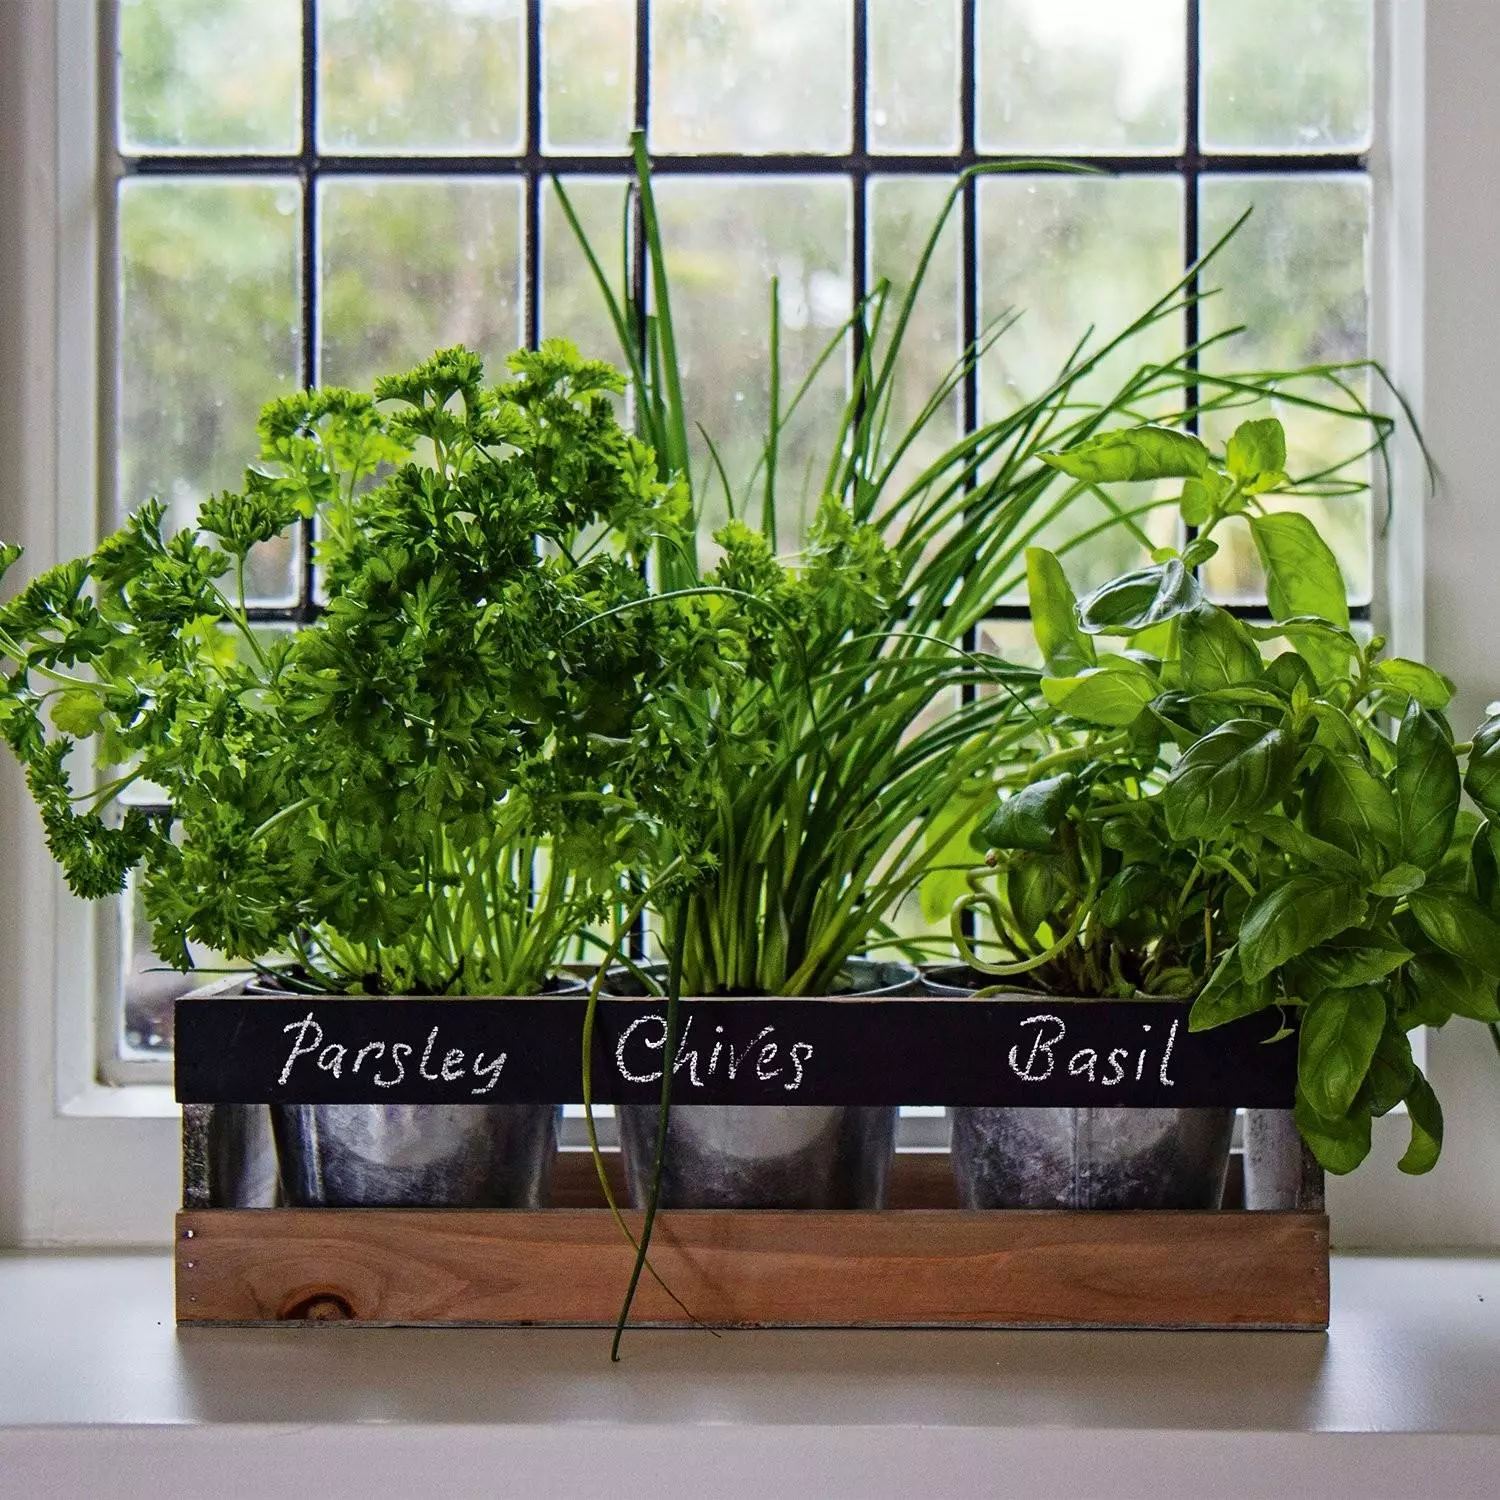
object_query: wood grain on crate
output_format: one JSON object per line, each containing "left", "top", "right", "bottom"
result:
{"left": 175, "top": 1205, "right": 1329, "bottom": 1329}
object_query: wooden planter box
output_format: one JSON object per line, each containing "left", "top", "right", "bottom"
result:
{"left": 173, "top": 981, "right": 1328, "bottom": 1331}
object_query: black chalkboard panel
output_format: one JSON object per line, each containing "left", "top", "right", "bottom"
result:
{"left": 174, "top": 992, "right": 1296, "bottom": 1108}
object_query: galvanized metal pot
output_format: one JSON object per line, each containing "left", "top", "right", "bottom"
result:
{"left": 923, "top": 965, "right": 1234, "bottom": 1210}
{"left": 272, "top": 1100, "right": 560, "bottom": 1208}
{"left": 206, "top": 1104, "right": 280, "bottom": 1208}
{"left": 611, "top": 959, "right": 917, "bottom": 1209}
{"left": 261, "top": 972, "right": 572, "bottom": 1209}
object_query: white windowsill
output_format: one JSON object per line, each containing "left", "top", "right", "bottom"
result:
{"left": 1, "top": 1251, "right": 1497, "bottom": 1499}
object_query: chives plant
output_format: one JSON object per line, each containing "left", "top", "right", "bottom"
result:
{"left": 557, "top": 137, "right": 1397, "bottom": 1001}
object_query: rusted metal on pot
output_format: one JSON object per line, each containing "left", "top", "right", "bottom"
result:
{"left": 922, "top": 965, "right": 1235, "bottom": 1211}
{"left": 610, "top": 958, "right": 917, "bottom": 1209}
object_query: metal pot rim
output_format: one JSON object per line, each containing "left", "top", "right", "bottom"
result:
{"left": 240, "top": 970, "right": 588, "bottom": 998}
{"left": 602, "top": 957, "right": 920, "bottom": 999}
{"left": 919, "top": 964, "right": 1191, "bottom": 1004}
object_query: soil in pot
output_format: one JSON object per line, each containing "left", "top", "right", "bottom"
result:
{"left": 923, "top": 964, "right": 1234, "bottom": 1211}
{"left": 254, "top": 971, "right": 574, "bottom": 1209}
{"left": 607, "top": 958, "right": 916, "bottom": 1209}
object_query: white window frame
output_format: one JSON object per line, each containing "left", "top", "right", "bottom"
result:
{"left": 2, "top": 0, "right": 1497, "bottom": 1248}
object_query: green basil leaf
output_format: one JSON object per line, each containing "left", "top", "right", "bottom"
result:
{"left": 1041, "top": 662, "right": 1158, "bottom": 727}
{"left": 1225, "top": 417, "right": 1287, "bottom": 485}
{"left": 1374, "top": 658, "right": 1456, "bottom": 711}
{"left": 1292, "top": 929, "right": 1413, "bottom": 994}
{"left": 1024, "top": 547, "right": 1095, "bottom": 677}
{"left": 1162, "top": 718, "right": 1296, "bottom": 840}
{"left": 1473, "top": 820, "right": 1500, "bottom": 913}
{"left": 1463, "top": 711, "right": 1500, "bottom": 822}
{"left": 1249, "top": 512, "right": 1350, "bottom": 628}
{"left": 1294, "top": 1086, "right": 1373, "bottom": 1176}
{"left": 1240, "top": 874, "right": 1368, "bottom": 983}
{"left": 1180, "top": 539, "right": 1218, "bottom": 572}
{"left": 1243, "top": 617, "right": 1362, "bottom": 690}
{"left": 1405, "top": 951, "right": 1500, "bottom": 1022}
{"left": 1358, "top": 1021, "right": 1416, "bottom": 1118}
{"left": 1397, "top": 1070, "right": 1443, "bottom": 1174}
{"left": 1430, "top": 808, "right": 1484, "bottom": 891}
{"left": 1406, "top": 889, "right": 1500, "bottom": 977}
{"left": 1243, "top": 814, "right": 1363, "bottom": 879}
{"left": 1179, "top": 470, "right": 1229, "bottom": 526}
{"left": 1306, "top": 753, "right": 1400, "bottom": 868}
{"left": 1007, "top": 855, "right": 1070, "bottom": 937}
{"left": 1095, "top": 809, "right": 1148, "bottom": 853}
{"left": 1188, "top": 946, "right": 1269, "bottom": 1030}
{"left": 1397, "top": 977, "right": 1453, "bottom": 1031}
{"left": 1249, "top": 513, "right": 1350, "bottom": 683}
{"left": 1095, "top": 864, "right": 1163, "bottom": 929}
{"left": 975, "top": 773, "right": 1081, "bottom": 854}
{"left": 1039, "top": 424, "right": 1211, "bottom": 483}
{"left": 1307, "top": 701, "right": 1365, "bottom": 759}
{"left": 1297, "top": 984, "right": 1385, "bottom": 1119}
{"left": 1395, "top": 702, "right": 1460, "bottom": 871}
{"left": 1178, "top": 604, "right": 1262, "bottom": 692}
{"left": 1370, "top": 862, "right": 1426, "bottom": 898}
{"left": 1262, "top": 651, "right": 1319, "bottom": 700}
{"left": 1076, "top": 559, "right": 1202, "bottom": 636}
{"left": 1244, "top": 468, "right": 1291, "bottom": 496}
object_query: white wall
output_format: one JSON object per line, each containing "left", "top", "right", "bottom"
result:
{"left": 1327, "top": 0, "right": 1500, "bottom": 1247}
{"left": 0, "top": 0, "right": 180, "bottom": 1247}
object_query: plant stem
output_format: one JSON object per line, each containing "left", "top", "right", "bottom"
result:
{"left": 611, "top": 891, "right": 689, "bottom": 1362}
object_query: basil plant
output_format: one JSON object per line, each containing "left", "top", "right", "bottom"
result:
{"left": 956, "top": 416, "right": 1498, "bottom": 1175}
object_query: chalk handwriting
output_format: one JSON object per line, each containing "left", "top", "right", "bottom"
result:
{"left": 614, "top": 1013, "right": 814, "bottom": 1093}
{"left": 1007, "top": 1012, "right": 1179, "bottom": 1091}
{"left": 278, "top": 1012, "right": 507, "bottom": 1096}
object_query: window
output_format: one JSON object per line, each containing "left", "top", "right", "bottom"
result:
{"left": 13, "top": 0, "right": 1495, "bottom": 1250}
{"left": 104, "top": 0, "right": 1378, "bottom": 1087}
{"left": 25, "top": 0, "right": 1500, "bottom": 1255}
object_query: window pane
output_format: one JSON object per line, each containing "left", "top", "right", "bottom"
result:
{"left": 318, "top": 180, "right": 525, "bottom": 392}
{"left": 979, "top": 175, "right": 1184, "bottom": 596}
{"left": 979, "top": 619, "right": 1043, "bottom": 671}
{"left": 978, "top": 175, "right": 1183, "bottom": 415}
{"left": 119, "top": 179, "right": 302, "bottom": 604}
{"left": 318, "top": 0, "right": 524, "bottom": 154}
{"left": 653, "top": 177, "right": 852, "bottom": 542}
{"left": 1198, "top": 175, "right": 1372, "bottom": 604}
{"left": 543, "top": 0, "right": 635, "bottom": 153}
{"left": 120, "top": 867, "right": 182, "bottom": 1059}
{"left": 651, "top": 0, "right": 853, "bottom": 154}
{"left": 868, "top": 177, "right": 962, "bottom": 500}
{"left": 977, "top": 0, "right": 1185, "bottom": 153}
{"left": 1201, "top": 0, "right": 1373, "bottom": 152}
{"left": 119, "top": 0, "right": 301, "bottom": 153}
{"left": 541, "top": 179, "right": 632, "bottom": 365}
{"left": 869, "top": 0, "right": 960, "bottom": 153}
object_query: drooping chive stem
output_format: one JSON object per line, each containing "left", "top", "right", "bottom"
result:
{"left": 611, "top": 894, "right": 689, "bottom": 1361}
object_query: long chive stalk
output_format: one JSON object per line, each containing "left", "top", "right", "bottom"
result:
{"left": 560, "top": 144, "right": 1400, "bottom": 1000}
